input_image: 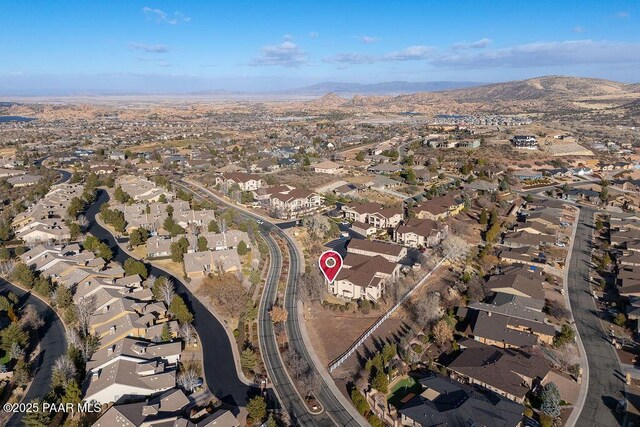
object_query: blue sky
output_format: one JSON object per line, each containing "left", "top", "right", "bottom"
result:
{"left": 1, "top": 0, "right": 639, "bottom": 94}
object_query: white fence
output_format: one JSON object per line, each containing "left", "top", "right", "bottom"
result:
{"left": 328, "top": 251, "right": 451, "bottom": 372}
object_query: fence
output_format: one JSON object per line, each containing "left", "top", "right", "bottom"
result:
{"left": 328, "top": 251, "right": 451, "bottom": 372}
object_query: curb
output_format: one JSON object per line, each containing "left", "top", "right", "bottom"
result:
{"left": 96, "top": 203, "right": 253, "bottom": 387}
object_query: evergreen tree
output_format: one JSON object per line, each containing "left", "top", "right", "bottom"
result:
{"left": 247, "top": 396, "right": 267, "bottom": 423}
{"left": 479, "top": 209, "right": 488, "bottom": 225}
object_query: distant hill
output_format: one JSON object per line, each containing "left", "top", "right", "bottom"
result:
{"left": 287, "top": 80, "right": 483, "bottom": 95}
{"left": 438, "top": 75, "right": 638, "bottom": 102}
{"left": 295, "top": 75, "right": 640, "bottom": 116}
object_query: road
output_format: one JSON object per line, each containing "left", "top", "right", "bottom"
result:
{"left": 85, "top": 189, "right": 255, "bottom": 407}
{"left": 568, "top": 207, "right": 624, "bottom": 426}
{"left": 176, "top": 180, "right": 367, "bottom": 426}
{"left": 0, "top": 279, "right": 66, "bottom": 427}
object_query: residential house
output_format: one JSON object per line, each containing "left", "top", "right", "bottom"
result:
{"left": 347, "top": 238, "right": 407, "bottom": 263}
{"left": 398, "top": 371, "right": 524, "bottom": 427}
{"left": 329, "top": 253, "right": 400, "bottom": 301}
{"left": 447, "top": 344, "right": 552, "bottom": 404}
{"left": 183, "top": 249, "right": 242, "bottom": 279}
{"left": 215, "top": 172, "right": 264, "bottom": 191}
{"left": 394, "top": 218, "right": 448, "bottom": 248}
{"left": 413, "top": 194, "right": 464, "bottom": 221}
{"left": 313, "top": 160, "right": 343, "bottom": 175}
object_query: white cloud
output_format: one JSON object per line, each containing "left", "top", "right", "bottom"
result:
{"left": 142, "top": 7, "right": 190, "bottom": 25}
{"left": 324, "top": 45, "right": 435, "bottom": 65}
{"left": 250, "top": 40, "right": 307, "bottom": 67}
{"left": 309, "top": 32, "right": 319, "bottom": 38}
{"left": 384, "top": 45, "right": 434, "bottom": 60}
{"left": 128, "top": 43, "right": 169, "bottom": 53}
{"left": 572, "top": 26, "right": 584, "bottom": 33}
{"left": 452, "top": 38, "right": 492, "bottom": 50}
{"left": 432, "top": 39, "right": 640, "bottom": 68}
{"left": 361, "top": 35, "right": 379, "bottom": 44}
{"left": 617, "top": 11, "right": 630, "bottom": 18}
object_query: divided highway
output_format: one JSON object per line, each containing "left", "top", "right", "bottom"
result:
{"left": 175, "top": 180, "right": 367, "bottom": 426}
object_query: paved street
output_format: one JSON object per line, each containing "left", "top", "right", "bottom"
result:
{"left": 569, "top": 207, "right": 625, "bottom": 426}
{"left": 86, "top": 189, "right": 255, "bottom": 407}
{"left": 0, "top": 280, "right": 66, "bottom": 427}
{"left": 177, "top": 180, "right": 367, "bottom": 426}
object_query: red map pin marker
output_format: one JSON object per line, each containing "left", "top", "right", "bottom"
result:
{"left": 319, "top": 250, "right": 343, "bottom": 284}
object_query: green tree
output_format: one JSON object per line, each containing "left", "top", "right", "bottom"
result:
{"left": 489, "top": 209, "right": 498, "bottom": 226}
{"left": 197, "top": 236, "right": 208, "bottom": 252}
{"left": 171, "top": 236, "right": 190, "bottom": 263}
{"left": 169, "top": 295, "right": 193, "bottom": 324}
{"left": 62, "top": 380, "right": 82, "bottom": 405}
{"left": 22, "top": 399, "right": 51, "bottom": 427}
{"left": 11, "top": 262, "right": 35, "bottom": 287}
{"left": 161, "top": 322, "right": 173, "bottom": 341}
{"left": 382, "top": 343, "right": 397, "bottom": 365}
{"left": 614, "top": 313, "right": 626, "bottom": 327}
{"left": 540, "top": 382, "right": 561, "bottom": 418}
{"left": 371, "top": 369, "right": 388, "bottom": 393}
{"left": 554, "top": 324, "right": 575, "bottom": 346}
{"left": 67, "top": 197, "right": 85, "bottom": 219}
{"left": 247, "top": 396, "right": 267, "bottom": 423}
{"left": 68, "top": 222, "right": 81, "bottom": 240}
{"left": 479, "top": 209, "right": 488, "bottom": 225}
{"left": 33, "top": 275, "right": 52, "bottom": 298}
{"left": 0, "top": 247, "right": 10, "bottom": 261}
{"left": 240, "top": 348, "right": 258, "bottom": 371}
{"left": 405, "top": 168, "right": 417, "bottom": 184}
{"left": 0, "top": 322, "right": 28, "bottom": 353}
{"left": 208, "top": 219, "right": 220, "bottom": 233}
{"left": 114, "top": 186, "right": 131, "bottom": 203}
{"left": 124, "top": 258, "right": 148, "bottom": 279}
{"left": 130, "top": 227, "right": 149, "bottom": 247}
{"left": 237, "top": 240, "right": 249, "bottom": 256}
{"left": 351, "top": 389, "right": 369, "bottom": 415}
{"left": 158, "top": 194, "right": 168, "bottom": 203}
{"left": 355, "top": 151, "right": 365, "bottom": 161}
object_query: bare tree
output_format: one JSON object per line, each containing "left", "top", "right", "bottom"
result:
{"left": 20, "top": 304, "right": 44, "bottom": 331}
{"left": 432, "top": 319, "right": 454, "bottom": 347}
{"left": 441, "top": 235, "right": 471, "bottom": 262}
{"left": 78, "top": 215, "right": 89, "bottom": 230}
{"left": 387, "top": 276, "right": 411, "bottom": 304}
{"left": 144, "top": 274, "right": 157, "bottom": 289}
{"left": 354, "top": 368, "right": 369, "bottom": 392}
{"left": 179, "top": 322, "right": 196, "bottom": 347}
{"left": 9, "top": 342, "right": 24, "bottom": 360}
{"left": 551, "top": 343, "right": 581, "bottom": 372}
{"left": 52, "top": 355, "right": 77, "bottom": 386}
{"left": 300, "top": 369, "right": 323, "bottom": 398}
{"left": 77, "top": 296, "right": 96, "bottom": 335}
{"left": 286, "top": 349, "right": 308, "bottom": 382}
{"left": 413, "top": 292, "right": 443, "bottom": 330}
{"left": 160, "top": 279, "right": 176, "bottom": 307}
{"left": 0, "top": 260, "right": 16, "bottom": 277}
{"left": 298, "top": 270, "right": 324, "bottom": 305}
{"left": 302, "top": 214, "right": 332, "bottom": 238}
{"left": 177, "top": 368, "right": 200, "bottom": 392}
{"left": 66, "top": 328, "right": 82, "bottom": 350}
{"left": 80, "top": 333, "right": 101, "bottom": 362}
